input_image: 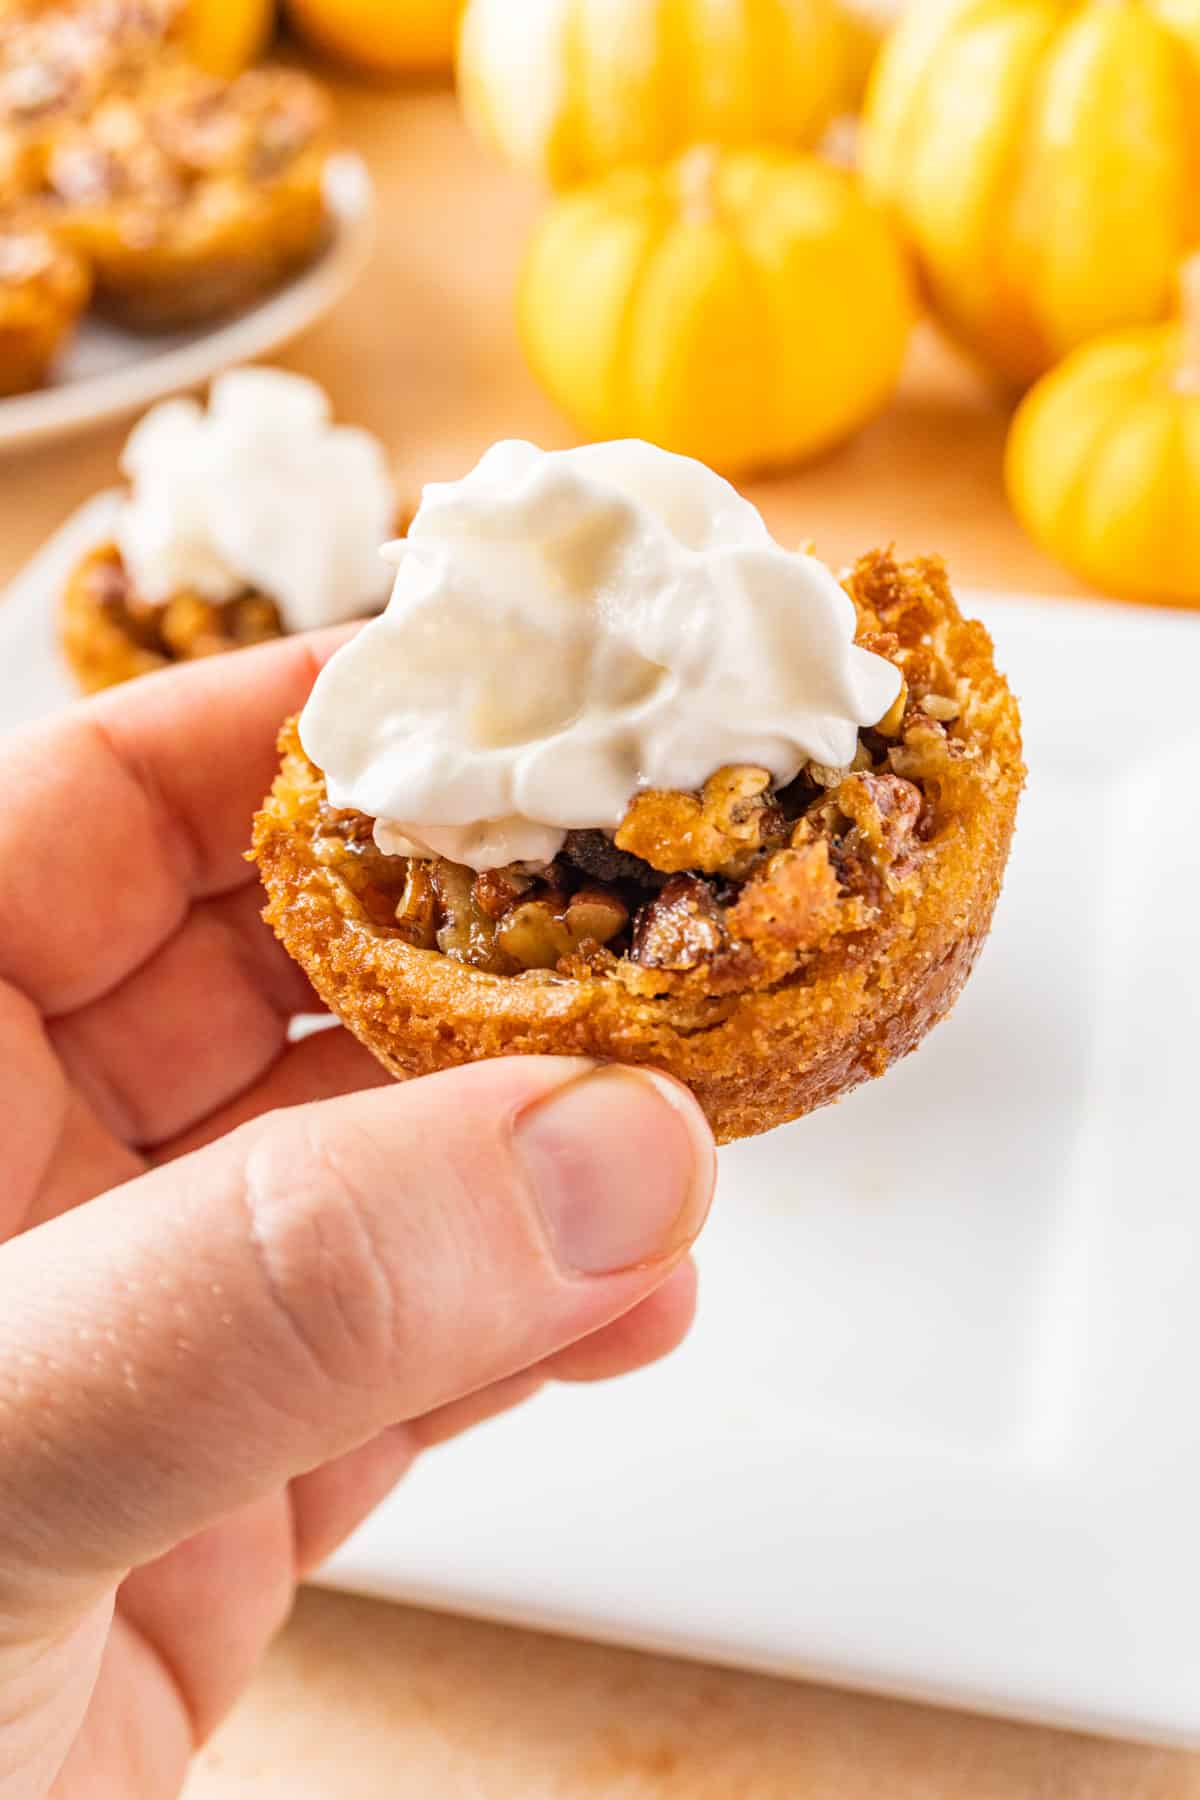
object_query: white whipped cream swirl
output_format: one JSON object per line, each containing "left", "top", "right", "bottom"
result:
{"left": 116, "top": 368, "right": 397, "bottom": 634}
{"left": 300, "top": 439, "right": 902, "bottom": 873}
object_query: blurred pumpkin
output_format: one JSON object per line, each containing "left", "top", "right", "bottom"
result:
{"left": 836, "top": 0, "right": 908, "bottom": 110}
{"left": 285, "top": 0, "right": 464, "bottom": 73}
{"left": 861, "top": 0, "right": 1200, "bottom": 387}
{"left": 458, "top": 0, "right": 846, "bottom": 188}
{"left": 1006, "top": 263, "right": 1200, "bottom": 606}
{"left": 179, "top": 0, "right": 275, "bottom": 75}
{"left": 519, "top": 145, "right": 914, "bottom": 477}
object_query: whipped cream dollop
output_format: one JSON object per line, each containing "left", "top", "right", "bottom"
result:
{"left": 300, "top": 439, "right": 902, "bottom": 873}
{"left": 115, "top": 369, "right": 397, "bottom": 634}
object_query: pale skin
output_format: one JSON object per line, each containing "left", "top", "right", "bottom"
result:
{"left": 0, "top": 635, "right": 716, "bottom": 1800}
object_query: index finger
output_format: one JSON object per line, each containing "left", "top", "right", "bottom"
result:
{"left": 0, "top": 629, "right": 351, "bottom": 1017}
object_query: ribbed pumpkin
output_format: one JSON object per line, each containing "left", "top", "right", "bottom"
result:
{"left": 862, "top": 0, "right": 1200, "bottom": 387}
{"left": 285, "top": 0, "right": 464, "bottom": 73}
{"left": 180, "top": 0, "right": 275, "bottom": 74}
{"left": 458, "top": 0, "right": 847, "bottom": 188}
{"left": 519, "top": 146, "right": 914, "bottom": 476}
{"left": 837, "top": 0, "right": 908, "bottom": 108}
{"left": 1006, "top": 263, "right": 1200, "bottom": 605}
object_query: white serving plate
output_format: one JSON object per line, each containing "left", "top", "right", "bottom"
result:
{"left": 0, "top": 153, "right": 373, "bottom": 453}
{"left": 4, "top": 529, "right": 1200, "bottom": 1745}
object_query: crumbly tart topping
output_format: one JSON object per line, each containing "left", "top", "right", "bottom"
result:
{"left": 42, "top": 62, "right": 330, "bottom": 233}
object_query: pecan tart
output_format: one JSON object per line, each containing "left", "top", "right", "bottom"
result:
{"left": 61, "top": 539, "right": 286, "bottom": 691}
{"left": 0, "top": 0, "right": 175, "bottom": 200}
{"left": 40, "top": 61, "right": 332, "bottom": 330}
{"left": 253, "top": 552, "right": 1024, "bottom": 1143}
{"left": 60, "top": 369, "right": 403, "bottom": 691}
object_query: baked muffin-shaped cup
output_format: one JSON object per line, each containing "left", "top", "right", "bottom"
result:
{"left": 253, "top": 553, "right": 1024, "bottom": 1144}
{"left": 41, "top": 62, "right": 331, "bottom": 331}
{"left": 61, "top": 540, "right": 286, "bottom": 693}
{"left": 0, "top": 219, "right": 90, "bottom": 394}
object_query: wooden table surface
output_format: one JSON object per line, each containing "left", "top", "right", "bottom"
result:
{"left": 4, "top": 70, "right": 1193, "bottom": 1800}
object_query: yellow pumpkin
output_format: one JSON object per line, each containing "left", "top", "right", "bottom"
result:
{"left": 836, "top": 0, "right": 908, "bottom": 110}
{"left": 458, "top": 0, "right": 846, "bottom": 188}
{"left": 861, "top": 0, "right": 1200, "bottom": 387}
{"left": 178, "top": 0, "right": 276, "bottom": 75}
{"left": 519, "top": 146, "right": 914, "bottom": 477}
{"left": 1006, "top": 268, "right": 1200, "bottom": 606}
{"left": 285, "top": 0, "right": 464, "bottom": 73}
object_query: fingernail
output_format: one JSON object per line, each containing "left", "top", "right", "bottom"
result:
{"left": 516, "top": 1068, "right": 715, "bottom": 1276}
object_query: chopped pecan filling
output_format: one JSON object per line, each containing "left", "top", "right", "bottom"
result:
{"left": 311, "top": 744, "right": 929, "bottom": 984}
{"left": 632, "top": 875, "right": 728, "bottom": 972}
{"left": 83, "top": 542, "right": 284, "bottom": 661}
{"left": 307, "top": 556, "right": 979, "bottom": 985}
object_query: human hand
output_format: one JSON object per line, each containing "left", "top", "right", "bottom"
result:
{"left": 0, "top": 639, "right": 715, "bottom": 1800}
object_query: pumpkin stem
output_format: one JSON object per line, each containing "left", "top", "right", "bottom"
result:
{"left": 1176, "top": 255, "right": 1200, "bottom": 393}
{"left": 677, "top": 146, "right": 720, "bottom": 226}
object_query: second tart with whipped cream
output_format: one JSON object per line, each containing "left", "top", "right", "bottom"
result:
{"left": 254, "top": 438, "right": 1024, "bottom": 1143}
{"left": 60, "top": 368, "right": 401, "bottom": 692}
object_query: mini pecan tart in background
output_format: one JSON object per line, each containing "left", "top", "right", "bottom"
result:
{"left": 41, "top": 60, "right": 332, "bottom": 331}
{"left": 0, "top": 0, "right": 176, "bottom": 204}
{"left": 60, "top": 368, "right": 402, "bottom": 692}
{"left": 253, "top": 440, "right": 1024, "bottom": 1143}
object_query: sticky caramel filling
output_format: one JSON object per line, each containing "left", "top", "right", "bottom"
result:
{"left": 79, "top": 542, "right": 285, "bottom": 663}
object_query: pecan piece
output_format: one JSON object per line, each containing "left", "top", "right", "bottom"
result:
{"left": 394, "top": 860, "right": 437, "bottom": 949}
{"left": 227, "top": 593, "right": 283, "bottom": 646}
{"left": 432, "top": 862, "right": 504, "bottom": 970}
{"left": 616, "top": 766, "right": 787, "bottom": 879}
{"left": 472, "top": 867, "right": 534, "bottom": 921}
{"left": 497, "top": 886, "right": 629, "bottom": 972}
{"left": 836, "top": 772, "right": 923, "bottom": 868}
{"left": 887, "top": 717, "right": 963, "bottom": 782}
{"left": 874, "top": 675, "right": 909, "bottom": 738}
{"left": 159, "top": 593, "right": 226, "bottom": 659}
{"left": 632, "top": 875, "right": 727, "bottom": 971}
{"left": 316, "top": 802, "right": 374, "bottom": 847}
{"left": 807, "top": 761, "right": 850, "bottom": 790}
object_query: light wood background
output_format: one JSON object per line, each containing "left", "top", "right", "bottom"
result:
{"left": 1, "top": 81, "right": 1098, "bottom": 598}
{"left": 3, "top": 69, "right": 1192, "bottom": 1800}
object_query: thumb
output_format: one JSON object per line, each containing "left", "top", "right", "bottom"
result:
{"left": 0, "top": 1057, "right": 713, "bottom": 1616}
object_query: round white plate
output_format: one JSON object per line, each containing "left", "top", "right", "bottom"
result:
{"left": 0, "top": 152, "right": 374, "bottom": 453}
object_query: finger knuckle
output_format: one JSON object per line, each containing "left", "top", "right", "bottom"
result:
{"left": 238, "top": 1114, "right": 399, "bottom": 1392}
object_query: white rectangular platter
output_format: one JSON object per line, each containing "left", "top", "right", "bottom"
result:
{"left": 4, "top": 519, "right": 1200, "bottom": 1744}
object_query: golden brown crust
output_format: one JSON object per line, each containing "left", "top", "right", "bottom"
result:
{"left": 252, "top": 552, "right": 1025, "bottom": 1144}
{"left": 0, "top": 217, "right": 88, "bottom": 393}
{"left": 615, "top": 765, "right": 785, "bottom": 879}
